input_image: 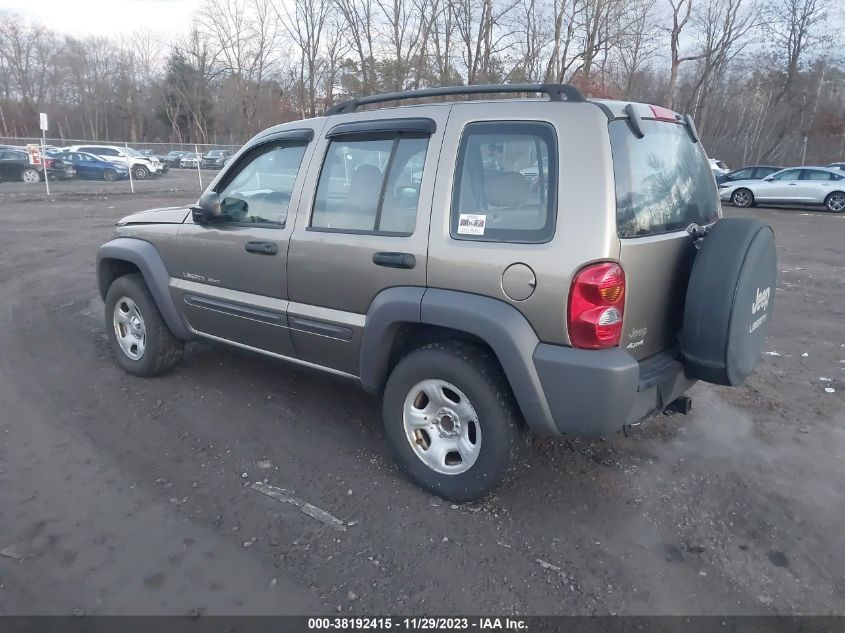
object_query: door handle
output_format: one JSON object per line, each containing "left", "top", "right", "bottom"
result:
{"left": 373, "top": 251, "right": 416, "bottom": 269}
{"left": 245, "top": 241, "right": 278, "bottom": 255}
{"left": 787, "top": 183, "right": 797, "bottom": 186}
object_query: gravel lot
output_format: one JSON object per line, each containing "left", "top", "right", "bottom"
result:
{"left": 0, "top": 187, "right": 843, "bottom": 616}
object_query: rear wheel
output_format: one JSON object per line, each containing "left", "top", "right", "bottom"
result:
{"left": 21, "top": 168, "right": 40, "bottom": 184}
{"left": 824, "top": 191, "right": 845, "bottom": 213}
{"left": 105, "top": 273, "right": 183, "bottom": 377}
{"left": 103, "top": 168, "right": 117, "bottom": 181}
{"left": 132, "top": 165, "right": 150, "bottom": 180}
{"left": 382, "top": 341, "right": 520, "bottom": 501}
{"left": 731, "top": 188, "right": 754, "bottom": 208}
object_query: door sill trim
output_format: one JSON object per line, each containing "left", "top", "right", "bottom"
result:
{"left": 192, "top": 330, "right": 360, "bottom": 381}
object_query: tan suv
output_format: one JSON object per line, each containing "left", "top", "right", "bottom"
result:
{"left": 97, "top": 84, "right": 777, "bottom": 501}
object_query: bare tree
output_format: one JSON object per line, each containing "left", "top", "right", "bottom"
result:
{"left": 335, "top": 0, "right": 377, "bottom": 95}
{"left": 543, "top": 0, "right": 582, "bottom": 83}
{"left": 377, "top": 0, "right": 428, "bottom": 91}
{"left": 277, "top": 0, "right": 330, "bottom": 117}
{"left": 613, "top": 0, "right": 662, "bottom": 97}
{"left": 0, "top": 14, "right": 56, "bottom": 119}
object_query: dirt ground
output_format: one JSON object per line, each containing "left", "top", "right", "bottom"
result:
{"left": 0, "top": 188, "right": 842, "bottom": 616}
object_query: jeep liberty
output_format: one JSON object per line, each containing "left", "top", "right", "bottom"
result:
{"left": 97, "top": 84, "right": 777, "bottom": 501}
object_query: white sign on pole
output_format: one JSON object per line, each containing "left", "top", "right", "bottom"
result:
{"left": 39, "top": 113, "right": 48, "bottom": 132}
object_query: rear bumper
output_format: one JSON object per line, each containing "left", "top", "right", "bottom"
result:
{"left": 532, "top": 344, "right": 694, "bottom": 436}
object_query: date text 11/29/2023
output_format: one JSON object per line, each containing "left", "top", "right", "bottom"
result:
{"left": 307, "top": 617, "right": 528, "bottom": 630}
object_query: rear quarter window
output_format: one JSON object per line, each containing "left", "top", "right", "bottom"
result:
{"left": 610, "top": 120, "right": 719, "bottom": 238}
{"left": 451, "top": 121, "right": 557, "bottom": 243}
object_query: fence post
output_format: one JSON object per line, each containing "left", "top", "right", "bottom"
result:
{"left": 40, "top": 134, "right": 50, "bottom": 196}
{"left": 125, "top": 141, "right": 135, "bottom": 193}
{"left": 195, "top": 144, "right": 203, "bottom": 191}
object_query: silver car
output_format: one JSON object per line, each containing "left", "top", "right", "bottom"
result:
{"left": 720, "top": 166, "right": 845, "bottom": 212}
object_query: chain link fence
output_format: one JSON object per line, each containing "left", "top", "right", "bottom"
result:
{"left": 0, "top": 137, "right": 245, "bottom": 197}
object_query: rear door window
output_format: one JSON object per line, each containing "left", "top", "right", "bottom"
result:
{"left": 451, "top": 121, "right": 557, "bottom": 243}
{"left": 801, "top": 169, "right": 834, "bottom": 181}
{"left": 610, "top": 120, "right": 719, "bottom": 238}
{"left": 311, "top": 134, "right": 429, "bottom": 236}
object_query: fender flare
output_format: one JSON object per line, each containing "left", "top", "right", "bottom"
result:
{"left": 97, "top": 238, "right": 192, "bottom": 340}
{"left": 359, "top": 287, "right": 558, "bottom": 435}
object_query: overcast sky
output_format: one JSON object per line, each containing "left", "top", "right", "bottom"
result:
{"left": 1, "top": 0, "right": 202, "bottom": 36}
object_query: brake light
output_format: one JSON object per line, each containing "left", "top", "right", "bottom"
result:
{"left": 44, "top": 158, "right": 54, "bottom": 168}
{"left": 568, "top": 262, "right": 626, "bottom": 349}
{"left": 649, "top": 105, "right": 679, "bottom": 122}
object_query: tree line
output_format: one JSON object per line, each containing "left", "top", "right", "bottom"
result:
{"left": 0, "top": 0, "right": 841, "bottom": 165}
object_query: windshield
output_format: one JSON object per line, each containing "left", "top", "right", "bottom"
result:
{"left": 610, "top": 120, "right": 720, "bottom": 238}
{"left": 207, "top": 150, "right": 224, "bottom": 157}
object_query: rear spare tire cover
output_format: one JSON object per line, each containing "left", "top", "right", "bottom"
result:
{"left": 681, "top": 218, "right": 776, "bottom": 386}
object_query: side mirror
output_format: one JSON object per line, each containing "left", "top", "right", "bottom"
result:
{"left": 191, "top": 191, "right": 222, "bottom": 224}
{"left": 763, "top": 176, "right": 774, "bottom": 182}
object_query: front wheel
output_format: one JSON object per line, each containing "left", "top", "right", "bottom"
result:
{"left": 825, "top": 191, "right": 845, "bottom": 213}
{"left": 132, "top": 165, "right": 150, "bottom": 180}
{"left": 103, "top": 168, "right": 117, "bottom": 181}
{"left": 382, "top": 341, "right": 520, "bottom": 502}
{"left": 731, "top": 188, "right": 754, "bottom": 208}
{"left": 105, "top": 273, "right": 183, "bottom": 377}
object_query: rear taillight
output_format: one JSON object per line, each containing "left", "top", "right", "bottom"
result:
{"left": 568, "top": 262, "right": 626, "bottom": 349}
{"left": 44, "top": 158, "right": 54, "bottom": 168}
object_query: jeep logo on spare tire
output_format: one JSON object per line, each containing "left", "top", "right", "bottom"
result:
{"left": 752, "top": 287, "right": 770, "bottom": 315}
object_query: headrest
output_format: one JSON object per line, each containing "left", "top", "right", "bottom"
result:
{"left": 483, "top": 171, "right": 529, "bottom": 208}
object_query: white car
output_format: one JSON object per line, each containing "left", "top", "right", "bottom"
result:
{"left": 66, "top": 145, "right": 164, "bottom": 180}
{"left": 719, "top": 166, "right": 845, "bottom": 213}
{"left": 179, "top": 153, "right": 201, "bottom": 169}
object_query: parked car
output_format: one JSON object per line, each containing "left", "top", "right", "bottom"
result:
{"left": 0, "top": 148, "right": 75, "bottom": 182}
{"left": 179, "top": 153, "right": 200, "bottom": 169}
{"left": 715, "top": 165, "right": 782, "bottom": 185}
{"left": 53, "top": 150, "right": 129, "bottom": 181}
{"left": 97, "top": 84, "right": 776, "bottom": 501}
{"left": 200, "top": 149, "right": 232, "bottom": 169}
{"left": 66, "top": 145, "right": 164, "bottom": 180}
{"left": 709, "top": 158, "right": 729, "bottom": 175}
{"left": 163, "top": 150, "right": 187, "bottom": 167}
{"left": 827, "top": 162, "right": 845, "bottom": 172}
{"left": 719, "top": 166, "right": 845, "bottom": 212}
{"left": 135, "top": 149, "right": 170, "bottom": 174}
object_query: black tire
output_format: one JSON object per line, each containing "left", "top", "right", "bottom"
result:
{"left": 382, "top": 341, "right": 520, "bottom": 502}
{"left": 132, "top": 165, "right": 150, "bottom": 180}
{"left": 103, "top": 168, "right": 117, "bottom": 181}
{"left": 104, "top": 273, "right": 183, "bottom": 377}
{"left": 824, "top": 191, "right": 845, "bottom": 213}
{"left": 20, "top": 167, "right": 40, "bottom": 184}
{"left": 731, "top": 188, "right": 754, "bottom": 208}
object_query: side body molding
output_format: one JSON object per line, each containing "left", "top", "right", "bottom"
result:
{"left": 97, "top": 238, "right": 193, "bottom": 340}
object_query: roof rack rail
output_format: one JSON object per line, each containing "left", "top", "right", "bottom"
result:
{"left": 325, "top": 83, "right": 586, "bottom": 115}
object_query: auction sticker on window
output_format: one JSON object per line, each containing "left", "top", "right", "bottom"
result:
{"left": 457, "top": 214, "right": 486, "bottom": 235}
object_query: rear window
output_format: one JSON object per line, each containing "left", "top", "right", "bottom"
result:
{"left": 610, "top": 120, "right": 719, "bottom": 238}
